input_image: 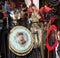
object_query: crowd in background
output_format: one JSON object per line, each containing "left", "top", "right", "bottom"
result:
{"left": 0, "top": 0, "right": 57, "bottom": 29}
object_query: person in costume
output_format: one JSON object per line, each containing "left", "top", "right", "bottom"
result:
{"left": 48, "top": 30, "right": 56, "bottom": 58}
{"left": 39, "top": 5, "right": 56, "bottom": 31}
{"left": 27, "top": 1, "right": 43, "bottom": 49}
{"left": 39, "top": 5, "right": 56, "bottom": 22}
{"left": 46, "top": 25, "right": 58, "bottom": 58}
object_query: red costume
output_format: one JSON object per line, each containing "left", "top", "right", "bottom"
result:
{"left": 46, "top": 25, "right": 58, "bottom": 51}
{"left": 39, "top": 6, "right": 56, "bottom": 23}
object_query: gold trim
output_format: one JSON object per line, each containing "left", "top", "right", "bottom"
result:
{"left": 8, "top": 26, "right": 34, "bottom": 56}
